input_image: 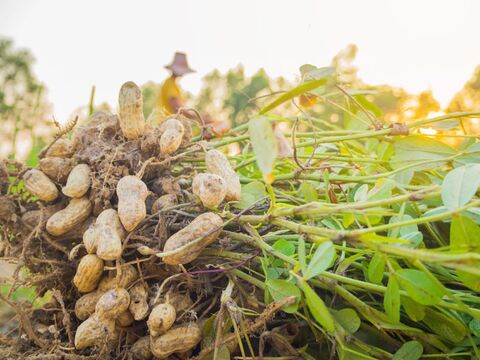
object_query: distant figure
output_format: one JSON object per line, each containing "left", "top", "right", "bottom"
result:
{"left": 158, "top": 52, "right": 195, "bottom": 116}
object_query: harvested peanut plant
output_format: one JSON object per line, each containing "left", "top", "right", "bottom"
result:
{"left": 1, "top": 70, "right": 480, "bottom": 360}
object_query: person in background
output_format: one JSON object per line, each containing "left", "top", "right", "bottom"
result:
{"left": 157, "top": 52, "right": 230, "bottom": 138}
{"left": 158, "top": 52, "right": 195, "bottom": 116}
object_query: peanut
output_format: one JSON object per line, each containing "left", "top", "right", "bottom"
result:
{"left": 23, "top": 169, "right": 59, "bottom": 202}
{"left": 44, "top": 138, "right": 73, "bottom": 158}
{"left": 73, "top": 254, "right": 104, "bottom": 293}
{"left": 75, "top": 290, "right": 103, "bottom": 320}
{"left": 159, "top": 118, "right": 185, "bottom": 156}
{"left": 46, "top": 197, "right": 92, "bottom": 236}
{"left": 116, "top": 310, "right": 134, "bottom": 327}
{"left": 151, "top": 194, "right": 177, "bottom": 214}
{"left": 150, "top": 323, "right": 202, "bottom": 359}
{"left": 116, "top": 175, "right": 149, "bottom": 231}
{"left": 74, "top": 313, "right": 116, "bottom": 350}
{"left": 205, "top": 149, "right": 241, "bottom": 201}
{"left": 95, "top": 288, "right": 131, "bottom": 319}
{"left": 147, "top": 303, "right": 176, "bottom": 337}
{"left": 98, "top": 265, "right": 138, "bottom": 291}
{"left": 163, "top": 212, "right": 223, "bottom": 265}
{"left": 131, "top": 336, "right": 152, "bottom": 360}
{"left": 118, "top": 81, "right": 145, "bottom": 140}
{"left": 95, "top": 208, "right": 126, "bottom": 261}
{"left": 192, "top": 173, "right": 226, "bottom": 208}
{"left": 83, "top": 223, "right": 97, "bottom": 254}
{"left": 165, "top": 291, "right": 193, "bottom": 316}
{"left": 62, "top": 163, "right": 91, "bottom": 198}
{"left": 39, "top": 157, "right": 74, "bottom": 183}
{"left": 129, "top": 283, "right": 149, "bottom": 321}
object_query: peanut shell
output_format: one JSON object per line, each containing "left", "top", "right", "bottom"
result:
{"left": 23, "top": 169, "right": 59, "bottom": 202}
{"left": 192, "top": 173, "right": 226, "bottom": 208}
{"left": 118, "top": 81, "right": 145, "bottom": 140}
{"left": 150, "top": 323, "right": 202, "bottom": 359}
{"left": 205, "top": 149, "right": 241, "bottom": 201}
{"left": 117, "top": 175, "right": 149, "bottom": 231}
{"left": 73, "top": 254, "right": 104, "bottom": 293}
{"left": 63, "top": 163, "right": 91, "bottom": 198}
{"left": 147, "top": 303, "right": 176, "bottom": 337}
{"left": 46, "top": 197, "right": 92, "bottom": 236}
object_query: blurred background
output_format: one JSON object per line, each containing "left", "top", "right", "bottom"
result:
{"left": 1, "top": 0, "right": 480, "bottom": 162}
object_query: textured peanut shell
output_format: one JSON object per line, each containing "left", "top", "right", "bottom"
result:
{"left": 118, "top": 81, "right": 145, "bottom": 140}
{"left": 73, "top": 254, "right": 104, "bottom": 293}
{"left": 23, "top": 169, "right": 59, "bottom": 202}
{"left": 63, "top": 163, "right": 91, "bottom": 198}
{"left": 95, "top": 208, "right": 126, "bottom": 260}
{"left": 129, "top": 283, "right": 149, "bottom": 320}
{"left": 192, "top": 173, "right": 226, "bottom": 208}
{"left": 150, "top": 323, "right": 202, "bottom": 359}
{"left": 46, "top": 197, "right": 92, "bottom": 236}
{"left": 98, "top": 265, "right": 138, "bottom": 291}
{"left": 147, "top": 303, "right": 176, "bottom": 337}
{"left": 45, "top": 138, "right": 73, "bottom": 158}
{"left": 116, "top": 310, "right": 134, "bottom": 327}
{"left": 39, "top": 157, "right": 74, "bottom": 183}
{"left": 205, "top": 149, "right": 241, "bottom": 201}
{"left": 74, "top": 313, "right": 116, "bottom": 350}
{"left": 95, "top": 288, "right": 130, "bottom": 319}
{"left": 163, "top": 212, "right": 223, "bottom": 265}
{"left": 83, "top": 223, "right": 97, "bottom": 254}
{"left": 75, "top": 290, "right": 103, "bottom": 320}
{"left": 151, "top": 194, "right": 177, "bottom": 214}
{"left": 159, "top": 118, "right": 184, "bottom": 156}
{"left": 131, "top": 336, "right": 152, "bottom": 360}
{"left": 116, "top": 175, "right": 149, "bottom": 231}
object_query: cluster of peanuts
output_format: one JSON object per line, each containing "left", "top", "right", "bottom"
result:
{"left": 21, "top": 81, "right": 241, "bottom": 358}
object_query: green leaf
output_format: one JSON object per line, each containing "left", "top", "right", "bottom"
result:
{"left": 384, "top": 276, "right": 400, "bottom": 324}
{"left": 248, "top": 116, "right": 278, "bottom": 183}
{"left": 401, "top": 296, "right": 425, "bottom": 321}
{"left": 423, "top": 308, "right": 467, "bottom": 343}
{"left": 442, "top": 164, "right": 480, "bottom": 210}
{"left": 469, "top": 318, "right": 480, "bottom": 337}
{"left": 272, "top": 239, "right": 295, "bottom": 257}
{"left": 392, "top": 136, "right": 456, "bottom": 170}
{"left": 450, "top": 216, "right": 480, "bottom": 291}
{"left": 392, "top": 341, "right": 423, "bottom": 360}
{"left": 259, "top": 78, "right": 329, "bottom": 114}
{"left": 234, "top": 181, "right": 267, "bottom": 209}
{"left": 454, "top": 142, "right": 480, "bottom": 167}
{"left": 368, "top": 252, "right": 385, "bottom": 284}
{"left": 266, "top": 279, "right": 301, "bottom": 314}
{"left": 450, "top": 216, "right": 480, "bottom": 251}
{"left": 332, "top": 308, "right": 361, "bottom": 334}
{"left": 301, "top": 280, "right": 335, "bottom": 332}
{"left": 303, "top": 241, "right": 335, "bottom": 280}
{"left": 299, "top": 182, "right": 318, "bottom": 202}
{"left": 396, "top": 269, "right": 446, "bottom": 305}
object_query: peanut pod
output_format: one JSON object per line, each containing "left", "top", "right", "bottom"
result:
{"left": 192, "top": 173, "right": 226, "bottom": 208}
{"left": 46, "top": 197, "right": 92, "bottom": 236}
{"left": 98, "top": 265, "right": 138, "bottom": 291}
{"left": 117, "top": 175, "right": 149, "bottom": 231}
{"left": 151, "top": 194, "right": 177, "bottom": 214}
{"left": 205, "top": 149, "right": 241, "bottom": 201}
{"left": 44, "top": 138, "right": 73, "bottom": 158}
{"left": 73, "top": 254, "right": 104, "bottom": 293}
{"left": 75, "top": 290, "right": 104, "bottom": 320}
{"left": 23, "top": 169, "right": 59, "bottom": 202}
{"left": 118, "top": 81, "right": 145, "bottom": 140}
{"left": 74, "top": 313, "right": 116, "bottom": 350}
{"left": 159, "top": 118, "right": 184, "bottom": 156}
{"left": 131, "top": 336, "right": 152, "bottom": 360}
{"left": 94, "top": 208, "right": 126, "bottom": 261}
{"left": 147, "top": 303, "right": 176, "bottom": 337}
{"left": 39, "top": 157, "right": 74, "bottom": 183}
{"left": 62, "top": 163, "right": 91, "bottom": 198}
{"left": 95, "top": 288, "right": 131, "bottom": 319}
{"left": 162, "top": 212, "right": 223, "bottom": 265}
{"left": 150, "top": 322, "right": 202, "bottom": 359}
{"left": 129, "top": 283, "right": 149, "bottom": 321}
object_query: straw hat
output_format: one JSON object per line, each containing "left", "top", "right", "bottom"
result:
{"left": 165, "top": 52, "right": 195, "bottom": 76}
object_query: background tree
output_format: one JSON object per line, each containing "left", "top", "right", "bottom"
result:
{"left": 0, "top": 37, "right": 51, "bottom": 162}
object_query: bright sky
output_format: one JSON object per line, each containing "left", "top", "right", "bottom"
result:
{"left": 1, "top": 0, "right": 480, "bottom": 122}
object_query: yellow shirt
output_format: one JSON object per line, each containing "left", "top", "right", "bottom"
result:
{"left": 158, "top": 76, "right": 183, "bottom": 115}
